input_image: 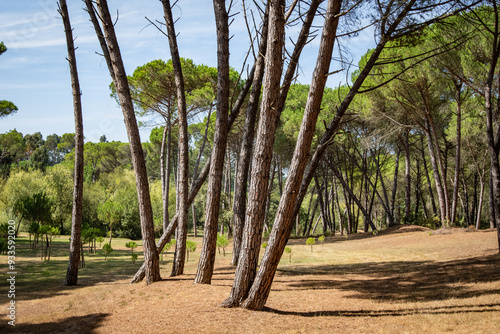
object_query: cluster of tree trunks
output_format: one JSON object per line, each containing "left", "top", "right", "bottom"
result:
{"left": 61, "top": 0, "right": 500, "bottom": 312}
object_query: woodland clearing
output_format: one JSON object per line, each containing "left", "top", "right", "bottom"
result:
{"left": 1, "top": 225, "right": 499, "bottom": 334}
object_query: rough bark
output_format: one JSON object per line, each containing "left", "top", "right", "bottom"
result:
{"left": 220, "top": 0, "right": 286, "bottom": 307}
{"left": 194, "top": 0, "right": 230, "bottom": 284}
{"left": 162, "top": 0, "right": 190, "bottom": 277}
{"left": 231, "top": 7, "right": 268, "bottom": 266}
{"left": 94, "top": 0, "right": 160, "bottom": 284}
{"left": 241, "top": 0, "right": 342, "bottom": 310}
{"left": 60, "top": 0, "right": 84, "bottom": 286}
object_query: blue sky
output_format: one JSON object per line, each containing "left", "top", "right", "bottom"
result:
{"left": 0, "top": 0, "right": 374, "bottom": 143}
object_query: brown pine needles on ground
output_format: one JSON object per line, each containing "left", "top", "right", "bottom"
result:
{"left": 1, "top": 226, "right": 499, "bottom": 334}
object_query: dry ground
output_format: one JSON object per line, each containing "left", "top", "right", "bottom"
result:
{"left": 1, "top": 226, "right": 500, "bottom": 334}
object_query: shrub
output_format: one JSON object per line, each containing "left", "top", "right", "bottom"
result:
{"left": 186, "top": 240, "right": 197, "bottom": 261}
{"left": 216, "top": 234, "right": 228, "bottom": 256}
{"left": 102, "top": 243, "right": 113, "bottom": 260}
{"left": 306, "top": 237, "right": 316, "bottom": 252}
{"left": 318, "top": 235, "right": 325, "bottom": 246}
{"left": 125, "top": 241, "right": 138, "bottom": 255}
{"left": 284, "top": 246, "right": 292, "bottom": 263}
{"left": 262, "top": 242, "right": 268, "bottom": 249}
{"left": 131, "top": 253, "right": 138, "bottom": 264}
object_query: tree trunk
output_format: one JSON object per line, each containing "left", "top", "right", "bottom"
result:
{"left": 161, "top": 0, "right": 190, "bottom": 277}
{"left": 194, "top": 0, "right": 230, "bottom": 284}
{"left": 241, "top": 0, "right": 342, "bottom": 310}
{"left": 93, "top": 0, "right": 160, "bottom": 284}
{"left": 424, "top": 116, "right": 447, "bottom": 226}
{"left": 60, "top": 0, "right": 84, "bottom": 286}
{"left": 231, "top": 12, "right": 268, "bottom": 265}
{"left": 220, "top": 0, "right": 286, "bottom": 308}
{"left": 450, "top": 83, "right": 462, "bottom": 225}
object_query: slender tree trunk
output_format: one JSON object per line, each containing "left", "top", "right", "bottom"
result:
{"left": 400, "top": 131, "right": 411, "bottom": 223}
{"left": 162, "top": 0, "right": 190, "bottom": 277}
{"left": 194, "top": 0, "right": 230, "bottom": 284}
{"left": 231, "top": 11, "right": 268, "bottom": 265}
{"left": 220, "top": 0, "right": 286, "bottom": 307}
{"left": 424, "top": 116, "right": 447, "bottom": 226}
{"left": 241, "top": 0, "right": 342, "bottom": 310}
{"left": 390, "top": 149, "right": 401, "bottom": 225}
{"left": 60, "top": 0, "right": 84, "bottom": 286}
{"left": 93, "top": 0, "right": 160, "bottom": 284}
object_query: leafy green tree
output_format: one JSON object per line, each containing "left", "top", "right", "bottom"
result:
{"left": 0, "top": 42, "right": 18, "bottom": 119}
{"left": 0, "top": 129, "right": 25, "bottom": 177}
{"left": 97, "top": 199, "right": 123, "bottom": 246}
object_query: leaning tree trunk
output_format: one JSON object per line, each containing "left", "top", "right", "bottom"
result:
{"left": 162, "top": 0, "right": 190, "bottom": 277}
{"left": 60, "top": 0, "right": 84, "bottom": 286}
{"left": 93, "top": 0, "right": 160, "bottom": 284}
{"left": 240, "top": 0, "right": 342, "bottom": 310}
{"left": 231, "top": 8, "right": 268, "bottom": 266}
{"left": 194, "top": 0, "right": 230, "bottom": 284}
{"left": 220, "top": 0, "right": 286, "bottom": 307}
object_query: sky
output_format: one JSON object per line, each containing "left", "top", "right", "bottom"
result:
{"left": 0, "top": 0, "right": 375, "bottom": 143}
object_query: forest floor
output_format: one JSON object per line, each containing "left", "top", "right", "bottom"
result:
{"left": 1, "top": 225, "right": 499, "bottom": 334}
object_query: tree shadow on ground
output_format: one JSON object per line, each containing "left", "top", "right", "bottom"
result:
{"left": 277, "top": 254, "right": 500, "bottom": 302}
{"left": 263, "top": 303, "right": 500, "bottom": 318}
{"left": 0, "top": 313, "right": 110, "bottom": 334}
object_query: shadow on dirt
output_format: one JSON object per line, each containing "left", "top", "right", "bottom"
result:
{"left": 0, "top": 313, "right": 110, "bottom": 334}
{"left": 277, "top": 254, "right": 500, "bottom": 302}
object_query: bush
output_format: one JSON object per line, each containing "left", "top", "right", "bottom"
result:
{"left": 306, "top": 237, "right": 316, "bottom": 252}
{"left": 131, "top": 253, "right": 138, "bottom": 264}
{"left": 262, "top": 242, "right": 268, "bottom": 249}
{"left": 318, "top": 235, "right": 325, "bottom": 246}
{"left": 102, "top": 243, "right": 113, "bottom": 260}
{"left": 186, "top": 240, "right": 197, "bottom": 261}
{"left": 284, "top": 246, "right": 292, "bottom": 263}
{"left": 216, "top": 234, "right": 228, "bottom": 256}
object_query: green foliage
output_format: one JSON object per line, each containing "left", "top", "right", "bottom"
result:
{"left": 125, "top": 241, "right": 138, "bottom": 254}
{"left": 262, "top": 242, "right": 267, "bottom": 249}
{"left": 284, "top": 246, "right": 292, "bottom": 263}
{"left": 318, "top": 235, "right": 326, "bottom": 246}
{"left": 186, "top": 240, "right": 197, "bottom": 261}
{"left": 0, "top": 237, "right": 6, "bottom": 254}
{"left": 131, "top": 253, "right": 139, "bottom": 264}
{"left": 216, "top": 234, "right": 228, "bottom": 256}
{"left": 306, "top": 237, "right": 316, "bottom": 252}
{"left": 102, "top": 243, "right": 113, "bottom": 260}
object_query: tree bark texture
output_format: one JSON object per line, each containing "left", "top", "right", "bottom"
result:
{"left": 162, "top": 0, "right": 190, "bottom": 277}
{"left": 194, "top": 0, "right": 230, "bottom": 284}
{"left": 220, "top": 0, "right": 286, "bottom": 307}
{"left": 231, "top": 10, "right": 268, "bottom": 266}
{"left": 241, "top": 0, "right": 342, "bottom": 311}
{"left": 60, "top": 0, "right": 84, "bottom": 286}
{"left": 94, "top": 0, "right": 160, "bottom": 284}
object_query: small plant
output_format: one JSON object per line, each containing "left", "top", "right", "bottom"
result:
{"left": 186, "top": 240, "right": 197, "bottom": 261}
{"left": 216, "top": 234, "right": 229, "bottom": 256}
{"left": 262, "top": 242, "right": 268, "bottom": 249}
{"left": 284, "top": 246, "right": 292, "bottom": 263}
{"left": 131, "top": 253, "right": 138, "bottom": 264}
{"left": 102, "top": 243, "right": 113, "bottom": 260}
{"left": 125, "top": 241, "right": 138, "bottom": 255}
{"left": 306, "top": 237, "right": 316, "bottom": 252}
{"left": 372, "top": 230, "right": 379, "bottom": 236}
{"left": 318, "top": 235, "right": 325, "bottom": 246}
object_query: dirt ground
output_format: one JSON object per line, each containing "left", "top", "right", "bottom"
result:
{"left": 2, "top": 226, "right": 500, "bottom": 334}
